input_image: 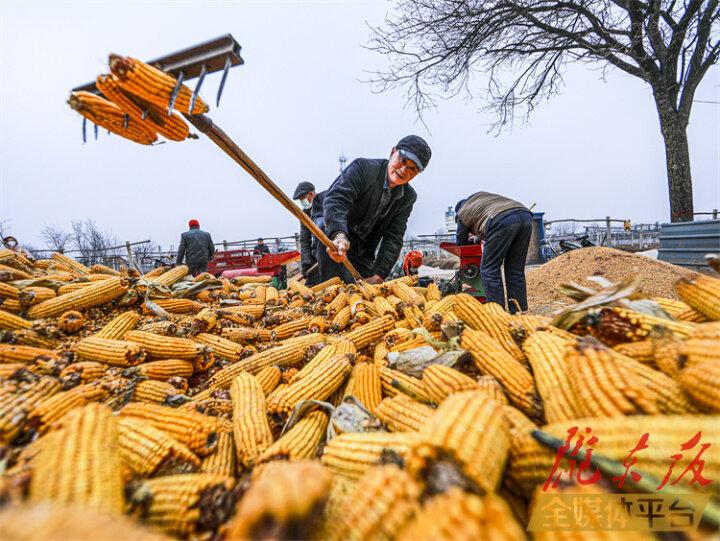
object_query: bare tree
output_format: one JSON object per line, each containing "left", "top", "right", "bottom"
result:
{"left": 41, "top": 225, "right": 72, "bottom": 252}
{"left": 368, "top": 1, "right": 719, "bottom": 222}
{"left": 70, "top": 220, "right": 119, "bottom": 266}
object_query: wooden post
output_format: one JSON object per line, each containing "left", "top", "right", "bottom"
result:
{"left": 713, "top": 209, "right": 718, "bottom": 220}
{"left": 223, "top": 240, "right": 228, "bottom": 250}
{"left": 605, "top": 216, "right": 612, "bottom": 247}
{"left": 125, "top": 241, "right": 135, "bottom": 270}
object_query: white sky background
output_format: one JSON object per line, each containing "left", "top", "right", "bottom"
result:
{"left": 1, "top": 0, "right": 719, "bottom": 252}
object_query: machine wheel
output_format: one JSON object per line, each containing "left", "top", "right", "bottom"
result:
{"left": 460, "top": 264, "right": 479, "bottom": 279}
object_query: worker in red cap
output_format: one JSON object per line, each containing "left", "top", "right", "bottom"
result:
{"left": 176, "top": 219, "right": 215, "bottom": 276}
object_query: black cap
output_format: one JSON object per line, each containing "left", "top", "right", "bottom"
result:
{"left": 396, "top": 135, "right": 431, "bottom": 171}
{"left": 293, "top": 181, "right": 316, "bottom": 199}
{"left": 455, "top": 199, "right": 467, "bottom": 214}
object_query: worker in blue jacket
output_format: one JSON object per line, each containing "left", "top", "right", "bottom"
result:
{"left": 318, "top": 135, "right": 431, "bottom": 284}
{"left": 175, "top": 219, "right": 215, "bottom": 276}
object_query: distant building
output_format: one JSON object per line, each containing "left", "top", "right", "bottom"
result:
{"left": 444, "top": 206, "right": 457, "bottom": 234}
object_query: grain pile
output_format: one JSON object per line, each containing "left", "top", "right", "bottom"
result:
{"left": 527, "top": 247, "right": 697, "bottom": 315}
{"left": 1, "top": 247, "right": 719, "bottom": 539}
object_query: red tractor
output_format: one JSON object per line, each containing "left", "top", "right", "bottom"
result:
{"left": 207, "top": 249, "right": 300, "bottom": 288}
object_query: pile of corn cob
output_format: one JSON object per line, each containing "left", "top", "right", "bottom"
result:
{"left": 1, "top": 246, "right": 719, "bottom": 540}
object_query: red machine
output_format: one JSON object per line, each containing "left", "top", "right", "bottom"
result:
{"left": 207, "top": 249, "right": 300, "bottom": 287}
{"left": 439, "top": 242, "right": 486, "bottom": 300}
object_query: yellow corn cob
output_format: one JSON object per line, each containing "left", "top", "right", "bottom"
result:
{"left": 59, "top": 361, "right": 108, "bottom": 383}
{"left": 189, "top": 308, "right": 217, "bottom": 333}
{"left": 0, "top": 264, "right": 31, "bottom": 280}
{"left": 678, "top": 362, "right": 720, "bottom": 413}
{"left": 30, "top": 404, "right": 123, "bottom": 514}
{"left": 398, "top": 488, "right": 524, "bottom": 541}
{"left": 502, "top": 405, "right": 537, "bottom": 432}
{"left": 219, "top": 303, "right": 265, "bottom": 320}
{"left": 321, "top": 432, "right": 419, "bottom": 480}
{"left": 128, "top": 474, "right": 235, "bottom": 537}
{"left": 57, "top": 310, "right": 84, "bottom": 333}
{"left": 244, "top": 284, "right": 267, "bottom": 305}
{"left": 330, "top": 464, "right": 421, "bottom": 541}
{"left": 3, "top": 328, "right": 59, "bottom": 349}
{"left": 330, "top": 305, "right": 352, "bottom": 331}
{"left": 138, "top": 320, "right": 181, "bottom": 337}
{"left": 675, "top": 274, "right": 720, "bottom": 320}
{"left": 378, "top": 366, "right": 432, "bottom": 403}
{"left": 375, "top": 394, "right": 434, "bottom": 432}
{"left": 0, "top": 502, "right": 172, "bottom": 541}
{"left": 0, "top": 377, "right": 61, "bottom": 442}
{"left": 109, "top": 55, "right": 209, "bottom": 115}
{"left": 192, "top": 333, "right": 242, "bottom": 361}
{"left": 221, "top": 325, "right": 273, "bottom": 343}
{"left": 306, "top": 315, "right": 328, "bottom": 333}
{"left": 0, "top": 362, "right": 27, "bottom": 378}
{"left": 407, "top": 391, "right": 510, "bottom": 492}
{"left": 226, "top": 461, "right": 330, "bottom": 540}
{"left": 254, "top": 365, "right": 282, "bottom": 395}
{"left": 421, "top": 364, "right": 479, "bottom": 404}
{"left": 373, "top": 340, "right": 389, "bottom": 367}
{"left": 650, "top": 327, "right": 683, "bottom": 376}
{"left": 76, "top": 336, "right": 147, "bottom": 367}
{"left": 132, "top": 379, "right": 182, "bottom": 404}
{"left": 475, "top": 375, "right": 510, "bottom": 405}
{"left": 208, "top": 333, "right": 325, "bottom": 389}
{"left": 199, "top": 430, "right": 236, "bottom": 477}
{"left": 343, "top": 316, "right": 395, "bottom": 349}
{"left": 124, "top": 330, "right": 209, "bottom": 361}
{"left": 267, "top": 355, "right": 352, "bottom": 414}
{"left": 18, "top": 286, "right": 56, "bottom": 309}
{"left": 460, "top": 328, "right": 541, "bottom": 420}
{"left": 96, "top": 73, "right": 190, "bottom": 141}
{"left": 265, "top": 286, "right": 281, "bottom": 305}
{"left": 56, "top": 282, "right": 92, "bottom": 295}
{"left": 151, "top": 265, "right": 189, "bottom": 287}
{"left": 0, "top": 308, "right": 32, "bottom": 330}
{"left": 288, "top": 343, "right": 342, "bottom": 384}
{"left": 391, "top": 282, "right": 425, "bottom": 308}
{"left": 230, "top": 373, "right": 274, "bottom": 468}
{"left": 27, "top": 383, "right": 109, "bottom": 432}
{"left": 522, "top": 331, "right": 579, "bottom": 422}
{"left": 118, "top": 417, "right": 200, "bottom": 477}
{"left": 141, "top": 266, "right": 169, "bottom": 279}
{"left": 27, "top": 277, "right": 128, "bottom": 320}
{"left": 0, "top": 247, "right": 35, "bottom": 271}
{"left": 507, "top": 415, "right": 720, "bottom": 498}
{"left": 88, "top": 263, "right": 121, "bottom": 276}
{"left": 566, "top": 339, "right": 659, "bottom": 417}
{"left": 613, "top": 339, "right": 656, "bottom": 365}
{"left": 679, "top": 338, "right": 720, "bottom": 368}
{"left": 311, "top": 276, "right": 343, "bottom": 292}
{"left": 689, "top": 321, "right": 720, "bottom": 339}
{"left": 68, "top": 91, "right": 158, "bottom": 145}
{"left": 455, "top": 294, "right": 527, "bottom": 363}
{"left": 281, "top": 367, "right": 300, "bottom": 383}
{"left": 372, "top": 296, "right": 398, "bottom": 319}
{"left": 119, "top": 403, "right": 219, "bottom": 456}
{"left": 50, "top": 252, "right": 90, "bottom": 276}
{"left": 345, "top": 362, "right": 382, "bottom": 412}
{"left": 1, "top": 298, "right": 21, "bottom": 313}
{"left": 288, "top": 279, "right": 315, "bottom": 300}
{"left": 587, "top": 306, "right": 695, "bottom": 345}
{"left": 652, "top": 296, "right": 708, "bottom": 323}
{"left": 143, "top": 298, "right": 203, "bottom": 315}
{"left": 94, "top": 310, "right": 140, "bottom": 339}
{"left": 325, "top": 291, "right": 349, "bottom": 318}
{"left": 0, "top": 344, "right": 60, "bottom": 364}
{"left": 272, "top": 317, "right": 312, "bottom": 340}
{"left": 257, "top": 410, "right": 329, "bottom": 463}
{"left": 620, "top": 355, "right": 698, "bottom": 414}
{"left": 86, "top": 274, "right": 114, "bottom": 282}
{"left": 425, "top": 281, "right": 441, "bottom": 302}
{"left": 229, "top": 275, "right": 273, "bottom": 286}
{"left": 125, "top": 359, "right": 194, "bottom": 379}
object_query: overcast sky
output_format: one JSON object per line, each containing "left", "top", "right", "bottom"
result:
{"left": 1, "top": 0, "right": 718, "bottom": 252}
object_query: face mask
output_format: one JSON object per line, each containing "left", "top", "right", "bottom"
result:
{"left": 299, "top": 198, "right": 312, "bottom": 210}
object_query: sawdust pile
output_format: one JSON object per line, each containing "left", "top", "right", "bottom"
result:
{"left": 526, "top": 247, "right": 697, "bottom": 315}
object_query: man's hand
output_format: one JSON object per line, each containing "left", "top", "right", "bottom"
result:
{"left": 327, "top": 234, "right": 350, "bottom": 263}
{"left": 363, "top": 274, "right": 384, "bottom": 285}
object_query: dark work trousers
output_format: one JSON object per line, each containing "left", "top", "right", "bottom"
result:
{"left": 305, "top": 264, "right": 321, "bottom": 287}
{"left": 480, "top": 210, "right": 533, "bottom": 313}
{"left": 316, "top": 234, "right": 373, "bottom": 283}
{"left": 187, "top": 261, "right": 209, "bottom": 277}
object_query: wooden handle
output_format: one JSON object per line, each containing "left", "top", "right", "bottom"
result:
{"left": 185, "top": 114, "right": 362, "bottom": 280}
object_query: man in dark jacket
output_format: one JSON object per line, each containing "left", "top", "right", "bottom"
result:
{"left": 253, "top": 238, "right": 270, "bottom": 256}
{"left": 176, "top": 219, "right": 215, "bottom": 276}
{"left": 455, "top": 192, "right": 532, "bottom": 313}
{"left": 319, "top": 135, "right": 431, "bottom": 284}
{"left": 292, "top": 181, "right": 322, "bottom": 286}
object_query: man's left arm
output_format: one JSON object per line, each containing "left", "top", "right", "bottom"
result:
{"left": 371, "top": 191, "right": 417, "bottom": 279}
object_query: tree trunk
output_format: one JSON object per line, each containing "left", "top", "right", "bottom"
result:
{"left": 656, "top": 102, "right": 694, "bottom": 222}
